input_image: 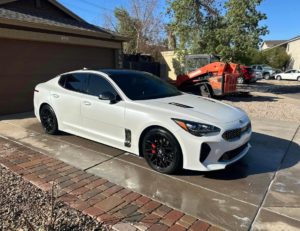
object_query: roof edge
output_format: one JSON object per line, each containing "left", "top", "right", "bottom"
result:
{"left": 263, "top": 36, "right": 300, "bottom": 51}
{"left": 0, "top": 17, "right": 128, "bottom": 41}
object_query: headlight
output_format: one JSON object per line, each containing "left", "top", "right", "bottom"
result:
{"left": 172, "top": 119, "right": 220, "bottom": 137}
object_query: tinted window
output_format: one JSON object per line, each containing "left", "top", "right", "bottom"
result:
{"left": 64, "top": 73, "right": 88, "bottom": 93}
{"left": 58, "top": 75, "right": 67, "bottom": 87}
{"left": 87, "top": 74, "right": 117, "bottom": 96}
{"left": 108, "top": 71, "right": 182, "bottom": 100}
{"left": 257, "top": 66, "right": 262, "bottom": 70}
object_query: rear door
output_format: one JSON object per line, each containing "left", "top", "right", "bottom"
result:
{"left": 51, "top": 73, "right": 88, "bottom": 131}
{"left": 81, "top": 73, "right": 126, "bottom": 147}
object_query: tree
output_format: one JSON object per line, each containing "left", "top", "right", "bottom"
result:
{"left": 167, "top": 0, "right": 220, "bottom": 54}
{"left": 113, "top": 8, "right": 138, "bottom": 54}
{"left": 167, "top": 0, "right": 268, "bottom": 63}
{"left": 264, "top": 47, "right": 290, "bottom": 69}
{"left": 105, "top": 0, "right": 166, "bottom": 59}
{"left": 216, "top": 0, "right": 268, "bottom": 62}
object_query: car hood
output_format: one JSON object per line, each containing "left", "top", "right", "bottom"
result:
{"left": 136, "top": 94, "right": 247, "bottom": 124}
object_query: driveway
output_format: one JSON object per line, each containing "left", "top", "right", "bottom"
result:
{"left": 0, "top": 112, "right": 299, "bottom": 230}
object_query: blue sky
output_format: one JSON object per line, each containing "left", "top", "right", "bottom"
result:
{"left": 58, "top": 0, "right": 299, "bottom": 41}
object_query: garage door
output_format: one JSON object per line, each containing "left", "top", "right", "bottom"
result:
{"left": 0, "top": 38, "right": 115, "bottom": 115}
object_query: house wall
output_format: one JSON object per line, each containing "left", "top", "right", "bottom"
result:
{"left": 261, "top": 43, "right": 270, "bottom": 50}
{"left": 287, "top": 39, "right": 300, "bottom": 70}
{"left": 160, "top": 51, "right": 178, "bottom": 81}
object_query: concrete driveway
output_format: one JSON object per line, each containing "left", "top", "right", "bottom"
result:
{"left": 0, "top": 112, "right": 299, "bottom": 231}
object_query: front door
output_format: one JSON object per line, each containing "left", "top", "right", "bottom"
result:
{"left": 81, "top": 74, "right": 126, "bottom": 147}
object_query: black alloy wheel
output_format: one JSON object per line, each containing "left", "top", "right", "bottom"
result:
{"left": 142, "top": 128, "right": 182, "bottom": 174}
{"left": 40, "top": 105, "right": 59, "bottom": 135}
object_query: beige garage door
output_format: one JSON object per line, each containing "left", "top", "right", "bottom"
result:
{"left": 0, "top": 38, "right": 115, "bottom": 115}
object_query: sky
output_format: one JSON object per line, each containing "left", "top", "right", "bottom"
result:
{"left": 58, "top": 0, "right": 299, "bottom": 41}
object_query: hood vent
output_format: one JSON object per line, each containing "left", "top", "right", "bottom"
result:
{"left": 169, "top": 102, "right": 193, "bottom": 108}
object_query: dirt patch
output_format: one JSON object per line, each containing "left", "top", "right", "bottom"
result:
{"left": 223, "top": 80, "right": 300, "bottom": 122}
{"left": 0, "top": 165, "right": 106, "bottom": 231}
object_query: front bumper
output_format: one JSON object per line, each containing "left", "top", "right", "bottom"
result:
{"left": 175, "top": 119, "right": 252, "bottom": 171}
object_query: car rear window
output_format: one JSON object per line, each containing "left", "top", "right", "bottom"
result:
{"left": 59, "top": 73, "right": 88, "bottom": 93}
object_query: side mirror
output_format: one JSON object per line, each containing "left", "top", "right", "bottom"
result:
{"left": 99, "top": 92, "right": 117, "bottom": 104}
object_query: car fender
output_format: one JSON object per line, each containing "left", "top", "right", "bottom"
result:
{"left": 130, "top": 119, "right": 183, "bottom": 156}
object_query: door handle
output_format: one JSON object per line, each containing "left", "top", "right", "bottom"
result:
{"left": 83, "top": 101, "right": 91, "bottom": 106}
{"left": 51, "top": 93, "right": 59, "bottom": 98}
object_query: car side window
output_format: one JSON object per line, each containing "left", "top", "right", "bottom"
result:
{"left": 286, "top": 70, "right": 292, "bottom": 73}
{"left": 257, "top": 66, "right": 262, "bottom": 70}
{"left": 87, "top": 74, "right": 117, "bottom": 97}
{"left": 63, "top": 73, "right": 88, "bottom": 93}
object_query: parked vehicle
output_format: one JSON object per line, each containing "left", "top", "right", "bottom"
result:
{"left": 275, "top": 69, "right": 300, "bottom": 81}
{"left": 34, "top": 69, "right": 252, "bottom": 174}
{"left": 254, "top": 71, "right": 263, "bottom": 81}
{"left": 237, "top": 66, "right": 256, "bottom": 84}
{"left": 251, "top": 64, "right": 276, "bottom": 79}
{"left": 176, "top": 61, "right": 239, "bottom": 97}
{"left": 271, "top": 69, "right": 282, "bottom": 79}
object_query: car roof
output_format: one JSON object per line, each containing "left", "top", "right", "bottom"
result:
{"left": 60, "top": 68, "right": 148, "bottom": 77}
{"left": 99, "top": 69, "right": 149, "bottom": 76}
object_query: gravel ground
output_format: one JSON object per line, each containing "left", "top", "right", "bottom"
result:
{"left": 0, "top": 165, "right": 107, "bottom": 231}
{"left": 223, "top": 80, "right": 300, "bottom": 122}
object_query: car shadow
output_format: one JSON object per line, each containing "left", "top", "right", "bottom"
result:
{"left": 1, "top": 112, "right": 299, "bottom": 181}
{"left": 175, "top": 132, "right": 299, "bottom": 180}
{"left": 224, "top": 93, "right": 281, "bottom": 102}
{"left": 238, "top": 81, "right": 300, "bottom": 95}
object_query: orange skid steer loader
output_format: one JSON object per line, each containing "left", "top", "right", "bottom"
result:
{"left": 176, "top": 62, "right": 240, "bottom": 98}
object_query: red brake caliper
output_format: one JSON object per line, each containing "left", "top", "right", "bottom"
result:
{"left": 151, "top": 143, "right": 156, "bottom": 154}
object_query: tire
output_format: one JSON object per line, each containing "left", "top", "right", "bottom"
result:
{"left": 297, "top": 77, "right": 300, "bottom": 82}
{"left": 276, "top": 75, "right": 282, "bottom": 80}
{"left": 264, "top": 73, "right": 270, "bottom": 80}
{"left": 142, "top": 128, "right": 182, "bottom": 174}
{"left": 199, "top": 84, "right": 212, "bottom": 97}
{"left": 40, "top": 105, "right": 59, "bottom": 135}
{"left": 237, "top": 77, "right": 245, "bottom": 84}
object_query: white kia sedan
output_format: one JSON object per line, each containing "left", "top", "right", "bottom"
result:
{"left": 275, "top": 69, "right": 300, "bottom": 81}
{"left": 34, "top": 69, "right": 252, "bottom": 174}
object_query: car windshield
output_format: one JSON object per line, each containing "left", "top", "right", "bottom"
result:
{"left": 107, "top": 71, "right": 182, "bottom": 100}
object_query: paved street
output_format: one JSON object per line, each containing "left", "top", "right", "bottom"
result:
{"left": 0, "top": 112, "right": 299, "bottom": 230}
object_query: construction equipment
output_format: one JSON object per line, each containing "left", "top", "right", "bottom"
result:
{"left": 176, "top": 61, "right": 240, "bottom": 97}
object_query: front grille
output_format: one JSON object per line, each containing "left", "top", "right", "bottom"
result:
{"left": 219, "top": 143, "right": 248, "bottom": 162}
{"left": 222, "top": 122, "right": 251, "bottom": 141}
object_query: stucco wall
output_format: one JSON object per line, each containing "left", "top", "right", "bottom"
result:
{"left": 287, "top": 39, "right": 300, "bottom": 70}
{"left": 261, "top": 43, "right": 270, "bottom": 50}
{"left": 160, "top": 51, "right": 178, "bottom": 81}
